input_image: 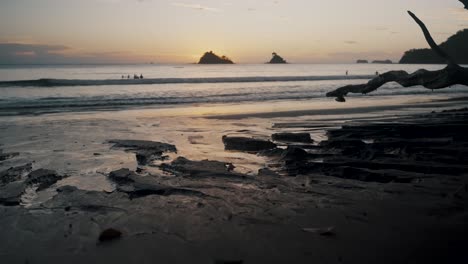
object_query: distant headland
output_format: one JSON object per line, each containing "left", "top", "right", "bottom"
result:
{"left": 356, "top": 59, "right": 393, "bottom": 64}
{"left": 372, "top": 59, "right": 393, "bottom": 64}
{"left": 400, "top": 29, "right": 468, "bottom": 64}
{"left": 198, "top": 51, "right": 234, "bottom": 64}
{"left": 268, "top": 52, "right": 287, "bottom": 64}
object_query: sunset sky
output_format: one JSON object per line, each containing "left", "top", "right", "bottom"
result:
{"left": 0, "top": 0, "right": 467, "bottom": 64}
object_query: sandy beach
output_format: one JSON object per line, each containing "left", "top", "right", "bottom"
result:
{"left": 2, "top": 0, "right": 468, "bottom": 262}
{"left": 1, "top": 95, "right": 468, "bottom": 263}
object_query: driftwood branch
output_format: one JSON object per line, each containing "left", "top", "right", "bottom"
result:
{"left": 407, "top": 11, "right": 457, "bottom": 66}
{"left": 326, "top": 11, "right": 468, "bottom": 102}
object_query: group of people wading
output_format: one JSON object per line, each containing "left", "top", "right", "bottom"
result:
{"left": 122, "top": 74, "right": 144, "bottom": 79}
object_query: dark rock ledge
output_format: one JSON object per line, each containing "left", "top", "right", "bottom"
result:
{"left": 108, "top": 139, "right": 177, "bottom": 166}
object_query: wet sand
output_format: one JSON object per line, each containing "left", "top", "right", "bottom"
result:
{"left": 1, "top": 97, "right": 468, "bottom": 263}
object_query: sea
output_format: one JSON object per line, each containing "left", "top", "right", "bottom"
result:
{"left": 1, "top": 63, "right": 467, "bottom": 117}
{"left": 1, "top": 63, "right": 468, "bottom": 195}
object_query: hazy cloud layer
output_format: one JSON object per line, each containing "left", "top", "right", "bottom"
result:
{"left": 328, "top": 51, "right": 401, "bottom": 62}
{"left": 0, "top": 43, "right": 69, "bottom": 64}
{"left": 0, "top": 43, "right": 147, "bottom": 64}
{"left": 172, "top": 2, "right": 221, "bottom": 12}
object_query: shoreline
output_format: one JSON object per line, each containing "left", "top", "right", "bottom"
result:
{"left": 2, "top": 92, "right": 468, "bottom": 119}
{"left": 0, "top": 75, "right": 375, "bottom": 87}
{"left": 1, "top": 106, "right": 467, "bottom": 263}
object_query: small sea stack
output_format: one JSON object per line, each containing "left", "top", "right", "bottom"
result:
{"left": 268, "top": 52, "right": 287, "bottom": 64}
{"left": 198, "top": 51, "right": 234, "bottom": 64}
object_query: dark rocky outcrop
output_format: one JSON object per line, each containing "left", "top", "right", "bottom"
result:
{"left": 320, "top": 139, "right": 366, "bottom": 153}
{"left": 161, "top": 157, "right": 244, "bottom": 179}
{"left": 279, "top": 146, "right": 309, "bottom": 162}
{"left": 272, "top": 133, "right": 313, "bottom": 143}
{"left": 109, "top": 168, "right": 137, "bottom": 184}
{"left": 268, "top": 52, "right": 287, "bottom": 64}
{"left": 108, "top": 140, "right": 176, "bottom": 152}
{"left": 198, "top": 51, "right": 234, "bottom": 64}
{"left": 108, "top": 168, "right": 207, "bottom": 198}
{"left": 278, "top": 147, "right": 311, "bottom": 176}
{"left": 0, "top": 163, "right": 32, "bottom": 185}
{"left": 400, "top": 29, "right": 468, "bottom": 64}
{"left": 257, "top": 148, "right": 287, "bottom": 157}
{"left": 56, "top": 185, "right": 79, "bottom": 193}
{"left": 257, "top": 168, "right": 280, "bottom": 177}
{"left": 98, "top": 228, "right": 122, "bottom": 242}
{"left": 0, "top": 152, "right": 19, "bottom": 161}
{"left": 0, "top": 181, "right": 27, "bottom": 206}
{"left": 258, "top": 146, "right": 311, "bottom": 176}
{"left": 45, "top": 186, "right": 126, "bottom": 213}
{"left": 298, "top": 110, "right": 468, "bottom": 182}
{"left": 26, "top": 169, "right": 64, "bottom": 191}
{"left": 356, "top": 60, "right": 368, "bottom": 64}
{"left": 108, "top": 139, "right": 177, "bottom": 166}
{"left": 222, "top": 136, "right": 277, "bottom": 152}
{"left": 0, "top": 166, "right": 63, "bottom": 205}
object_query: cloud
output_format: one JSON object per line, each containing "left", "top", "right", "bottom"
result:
{"left": 95, "top": 0, "right": 149, "bottom": 3}
{"left": 172, "top": 2, "right": 221, "bottom": 12}
{"left": 434, "top": 32, "right": 451, "bottom": 35}
{"left": 375, "top": 26, "right": 389, "bottom": 31}
{"left": 448, "top": 7, "right": 468, "bottom": 21}
{"left": 0, "top": 43, "right": 149, "bottom": 64}
{"left": 328, "top": 51, "right": 401, "bottom": 62}
{"left": 0, "top": 43, "right": 69, "bottom": 59}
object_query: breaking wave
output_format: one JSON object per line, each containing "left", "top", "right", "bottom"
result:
{"left": 0, "top": 75, "right": 374, "bottom": 87}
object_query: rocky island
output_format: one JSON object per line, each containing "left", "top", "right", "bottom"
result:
{"left": 356, "top": 59, "right": 369, "bottom": 64}
{"left": 268, "top": 52, "right": 287, "bottom": 64}
{"left": 198, "top": 51, "right": 234, "bottom": 64}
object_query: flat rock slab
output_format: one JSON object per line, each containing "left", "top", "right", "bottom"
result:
{"left": 279, "top": 147, "right": 309, "bottom": 161}
{"left": 109, "top": 168, "right": 138, "bottom": 184}
{"left": 0, "top": 181, "right": 27, "bottom": 206}
{"left": 0, "top": 152, "right": 19, "bottom": 161}
{"left": 272, "top": 133, "right": 313, "bottom": 143}
{"left": 161, "top": 157, "right": 247, "bottom": 179}
{"left": 222, "top": 136, "right": 276, "bottom": 152}
{"left": 0, "top": 163, "right": 32, "bottom": 185}
{"left": 108, "top": 139, "right": 177, "bottom": 166}
{"left": 98, "top": 228, "right": 122, "bottom": 242}
{"left": 45, "top": 185, "right": 128, "bottom": 212}
{"left": 258, "top": 168, "right": 280, "bottom": 177}
{"left": 108, "top": 140, "right": 176, "bottom": 152}
{"left": 26, "top": 169, "right": 64, "bottom": 191}
{"left": 320, "top": 139, "right": 366, "bottom": 149}
{"left": 109, "top": 168, "right": 207, "bottom": 199}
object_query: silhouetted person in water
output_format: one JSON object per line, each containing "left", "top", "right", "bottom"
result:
{"left": 346, "top": 70, "right": 348, "bottom": 76}
{"left": 127, "top": 75, "right": 130, "bottom": 79}
{"left": 134, "top": 74, "right": 140, "bottom": 79}
{"left": 376, "top": 71, "right": 379, "bottom": 76}
{"left": 140, "top": 74, "right": 144, "bottom": 79}
{"left": 122, "top": 75, "right": 125, "bottom": 79}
